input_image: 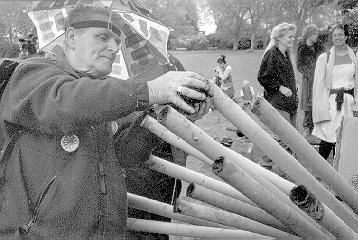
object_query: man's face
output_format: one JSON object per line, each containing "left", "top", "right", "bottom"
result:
{"left": 73, "top": 27, "right": 121, "bottom": 77}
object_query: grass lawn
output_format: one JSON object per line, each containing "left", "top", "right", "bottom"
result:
{"left": 170, "top": 49, "right": 265, "bottom": 97}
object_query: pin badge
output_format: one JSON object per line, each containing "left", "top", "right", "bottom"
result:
{"left": 61, "top": 134, "right": 79, "bottom": 152}
{"left": 110, "top": 121, "right": 118, "bottom": 135}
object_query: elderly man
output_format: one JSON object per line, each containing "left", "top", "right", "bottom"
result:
{"left": 0, "top": 6, "right": 210, "bottom": 239}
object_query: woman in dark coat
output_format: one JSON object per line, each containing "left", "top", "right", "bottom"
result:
{"left": 258, "top": 22, "right": 298, "bottom": 127}
{"left": 257, "top": 22, "right": 298, "bottom": 179}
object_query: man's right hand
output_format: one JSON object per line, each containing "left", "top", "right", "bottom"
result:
{"left": 147, "top": 71, "right": 210, "bottom": 114}
{"left": 279, "top": 86, "right": 292, "bottom": 97}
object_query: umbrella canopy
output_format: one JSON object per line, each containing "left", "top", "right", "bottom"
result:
{"left": 28, "top": 0, "right": 171, "bottom": 80}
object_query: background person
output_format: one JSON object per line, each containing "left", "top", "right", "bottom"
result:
{"left": 297, "top": 24, "right": 326, "bottom": 139}
{"left": 214, "top": 54, "right": 234, "bottom": 98}
{"left": 312, "top": 24, "right": 358, "bottom": 161}
{"left": 0, "top": 6, "right": 211, "bottom": 239}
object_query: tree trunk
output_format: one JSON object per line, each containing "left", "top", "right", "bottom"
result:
{"left": 233, "top": 38, "right": 239, "bottom": 51}
{"left": 250, "top": 32, "right": 256, "bottom": 51}
{"left": 8, "top": 27, "right": 13, "bottom": 42}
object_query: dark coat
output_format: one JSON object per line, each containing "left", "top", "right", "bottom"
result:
{"left": 0, "top": 46, "right": 150, "bottom": 239}
{"left": 297, "top": 41, "right": 325, "bottom": 110}
{"left": 258, "top": 46, "right": 298, "bottom": 114}
{"left": 115, "top": 55, "right": 187, "bottom": 240}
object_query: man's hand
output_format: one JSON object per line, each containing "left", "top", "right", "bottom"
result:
{"left": 279, "top": 86, "right": 292, "bottom": 97}
{"left": 186, "top": 97, "right": 212, "bottom": 122}
{"left": 147, "top": 71, "right": 210, "bottom": 114}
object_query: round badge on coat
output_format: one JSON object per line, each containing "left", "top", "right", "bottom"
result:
{"left": 61, "top": 134, "right": 79, "bottom": 152}
{"left": 110, "top": 121, "right": 118, "bottom": 135}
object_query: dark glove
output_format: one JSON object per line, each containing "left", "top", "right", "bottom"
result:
{"left": 114, "top": 111, "right": 162, "bottom": 168}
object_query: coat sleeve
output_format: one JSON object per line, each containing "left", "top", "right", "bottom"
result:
{"left": 257, "top": 51, "right": 280, "bottom": 94}
{"left": 312, "top": 53, "right": 331, "bottom": 123}
{"left": 2, "top": 58, "right": 150, "bottom": 133}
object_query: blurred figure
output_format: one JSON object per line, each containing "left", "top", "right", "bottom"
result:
{"left": 213, "top": 54, "right": 234, "bottom": 98}
{"left": 297, "top": 24, "right": 325, "bottom": 139}
{"left": 312, "top": 24, "right": 358, "bottom": 161}
{"left": 18, "top": 33, "right": 37, "bottom": 59}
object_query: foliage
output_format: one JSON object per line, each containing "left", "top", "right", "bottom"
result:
{"left": 0, "top": 1, "right": 35, "bottom": 43}
{"left": 207, "top": 0, "right": 251, "bottom": 50}
{"left": 0, "top": 40, "right": 20, "bottom": 58}
{"left": 138, "top": 0, "right": 199, "bottom": 37}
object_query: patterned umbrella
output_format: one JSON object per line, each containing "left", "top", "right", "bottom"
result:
{"left": 28, "top": 0, "right": 171, "bottom": 80}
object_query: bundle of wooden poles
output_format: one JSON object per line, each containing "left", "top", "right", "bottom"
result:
{"left": 126, "top": 84, "right": 358, "bottom": 239}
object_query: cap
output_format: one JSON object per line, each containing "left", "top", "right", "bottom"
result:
{"left": 68, "top": 6, "right": 121, "bottom": 38}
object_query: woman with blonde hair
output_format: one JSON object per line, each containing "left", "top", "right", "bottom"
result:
{"left": 257, "top": 22, "right": 298, "bottom": 179}
{"left": 312, "top": 24, "right": 358, "bottom": 160}
{"left": 258, "top": 22, "right": 298, "bottom": 126}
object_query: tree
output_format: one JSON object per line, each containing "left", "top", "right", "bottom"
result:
{"left": 138, "top": 0, "right": 199, "bottom": 38}
{"left": 207, "top": 0, "right": 252, "bottom": 50}
{"left": 0, "top": 1, "right": 34, "bottom": 42}
{"left": 246, "top": 0, "right": 269, "bottom": 50}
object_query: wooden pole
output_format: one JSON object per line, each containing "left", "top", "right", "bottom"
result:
{"left": 186, "top": 183, "right": 292, "bottom": 233}
{"left": 212, "top": 157, "right": 330, "bottom": 240}
{"left": 156, "top": 105, "right": 295, "bottom": 195}
{"left": 209, "top": 84, "right": 358, "bottom": 233}
{"left": 127, "top": 193, "right": 233, "bottom": 229}
{"left": 145, "top": 155, "right": 254, "bottom": 206}
{"left": 155, "top": 105, "right": 331, "bottom": 237}
{"left": 126, "top": 218, "right": 275, "bottom": 240}
{"left": 289, "top": 185, "right": 358, "bottom": 239}
{"left": 174, "top": 197, "right": 299, "bottom": 239}
{"left": 251, "top": 97, "right": 358, "bottom": 214}
{"left": 141, "top": 115, "right": 212, "bottom": 165}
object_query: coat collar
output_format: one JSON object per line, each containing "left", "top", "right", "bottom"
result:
{"left": 50, "top": 45, "right": 83, "bottom": 78}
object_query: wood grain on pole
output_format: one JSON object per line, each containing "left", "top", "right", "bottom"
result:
{"left": 175, "top": 197, "right": 299, "bottom": 239}
{"left": 251, "top": 97, "right": 358, "bottom": 216}
{"left": 156, "top": 105, "right": 331, "bottom": 237}
{"left": 186, "top": 183, "right": 292, "bottom": 233}
{"left": 208, "top": 84, "right": 358, "bottom": 233}
{"left": 141, "top": 115, "right": 212, "bottom": 165}
{"left": 126, "top": 218, "right": 275, "bottom": 239}
{"left": 145, "top": 155, "right": 254, "bottom": 206}
{"left": 213, "top": 158, "right": 330, "bottom": 240}
{"left": 127, "top": 193, "right": 234, "bottom": 229}
{"left": 289, "top": 185, "right": 358, "bottom": 239}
